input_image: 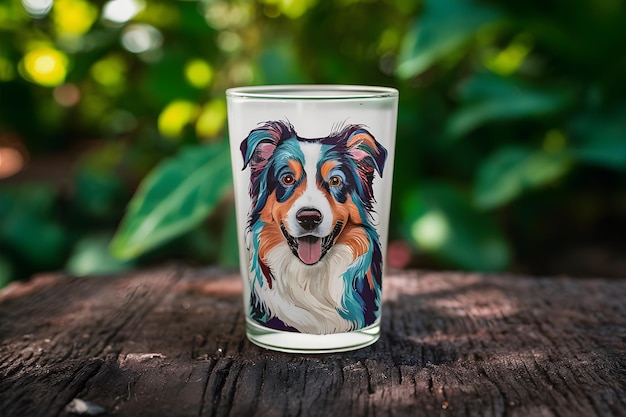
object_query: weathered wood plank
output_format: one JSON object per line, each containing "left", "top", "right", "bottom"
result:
{"left": 0, "top": 267, "right": 624, "bottom": 417}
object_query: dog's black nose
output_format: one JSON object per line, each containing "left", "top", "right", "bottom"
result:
{"left": 296, "top": 208, "right": 322, "bottom": 231}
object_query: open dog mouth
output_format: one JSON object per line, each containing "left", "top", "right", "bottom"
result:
{"left": 280, "top": 221, "right": 344, "bottom": 265}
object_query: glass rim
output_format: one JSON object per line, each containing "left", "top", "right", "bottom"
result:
{"left": 226, "top": 84, "right": 398, "bottom": 100}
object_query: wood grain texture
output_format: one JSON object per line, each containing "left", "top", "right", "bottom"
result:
{"left": 0, "top": 266, "right": 624, "bottom": 417}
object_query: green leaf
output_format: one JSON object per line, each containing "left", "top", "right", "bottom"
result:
{"left": 397, "top": 0, "right": 502, "bottom": 79}
{"left": 402, "top": 182, "right": 511, "bottom": 271}
{"left": 66, "top": 235, "right": 134, "bottom": 276}
{"left": 446, "top": 73, "right": 572, "bottom": 139}
{"left": 110, "top": 142, "right": 232, "bottom": 260}
{"left": 570, "top": 107, "right": 626, "bottom": 170}
{"left": 474, "top": 146, "right": 572, "bottom": 209}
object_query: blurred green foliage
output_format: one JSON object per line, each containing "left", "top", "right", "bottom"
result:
{"left": 1, "top": 0, "right": 625, "bottom": 285}
{"left": 110, "top": 141, "right": 232, "bottom": 260}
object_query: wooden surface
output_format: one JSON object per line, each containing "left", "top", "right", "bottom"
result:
{"left": 0, "top": 266, "right": 624, "bottom": 417}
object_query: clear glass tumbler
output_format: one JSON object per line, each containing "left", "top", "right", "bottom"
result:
{"left": 226, "top": 85, "right": 398, "bottom": 353}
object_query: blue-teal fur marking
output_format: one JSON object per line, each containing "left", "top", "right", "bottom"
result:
{"left": 241, "top": 120, "right": 387, "bottom": 334}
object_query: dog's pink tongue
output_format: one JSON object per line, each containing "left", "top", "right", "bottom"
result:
{"left": 297, "top": 237, "right": 322, "bottom": 265}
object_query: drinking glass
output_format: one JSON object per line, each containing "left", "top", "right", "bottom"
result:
{"left": 226, "top": 85, "right": 398, "bottom": 353}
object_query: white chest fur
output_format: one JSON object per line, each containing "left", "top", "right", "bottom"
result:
{"left": 252, "top": 243, "right": 355, "bottom": 334}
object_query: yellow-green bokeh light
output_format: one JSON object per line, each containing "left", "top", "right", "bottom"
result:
{"left": 184, "top": 59, "right": 213, "bottom": 89}
{"left": 53, "top": 0, "right": 98, "bottom": 36}
{"left": 91, "top": 54, "right": 127, "bottom": 91}
{"left": 196, "top": 99, "right": 226, "bottom": 140}
{"left": 20, "top": 47, "right": 69, "bottom": 87}
{"left": 261, "top": 0, "right": 317, "bottom": 19}
{"left": 158, "top": 100, "right": 199, "bottom": 140}
{"left": 411, "top": 211, "right": 450, "bottom": 251}
{"left": 483, "top": 34, "right": 533, "bottom": 76}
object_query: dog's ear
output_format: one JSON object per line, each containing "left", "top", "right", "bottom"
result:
{"left": 240, "top": 121, "right": 295, "bottom": 176}
{"left": 241, "top": 128, "right": 277, "bottom": 171}
{"left": 346, "top": 127, "right": 387, "bottom": 177}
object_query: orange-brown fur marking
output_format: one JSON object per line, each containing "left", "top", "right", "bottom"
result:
{"left": 257, "top": 156, "right": 371, "bottom": 268}
{"left": 323, "top": 187, "right": 368, "bottom": 260}
{"left": 336, "top": 223, "right": 369, "bottom": 260}
{"left": 288, "top": 160, "right": 303, "bottom": 181}
{"left": 347, "top": 133, "right": 376, "bottom": 151}
{"left": 258, "top": 180, "right": 305, "bottom": 261}
{"left": 320, "top": 161, "right": 337, "bottom": 180}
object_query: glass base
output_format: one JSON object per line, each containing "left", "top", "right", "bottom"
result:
{"left": 245, "top": 318, "right": 380, "bottom": 354}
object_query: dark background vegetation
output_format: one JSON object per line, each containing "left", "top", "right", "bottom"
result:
{"left": 1, "top": 0, "right": 625, "bottom": 286}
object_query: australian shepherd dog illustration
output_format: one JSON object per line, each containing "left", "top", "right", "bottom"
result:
{"left": 240, "top": 120, "right": 387, "bottom": 334}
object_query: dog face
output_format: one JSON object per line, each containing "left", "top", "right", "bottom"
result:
{"left": 241, "top": 121, "right": 387, "bottom": 266}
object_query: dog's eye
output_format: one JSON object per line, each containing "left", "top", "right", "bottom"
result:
{"left": 281, "top": 174, "right": 295, "bottom": 186}
{"left": 329, "top": 176, "right": 342, "bottom": 187}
